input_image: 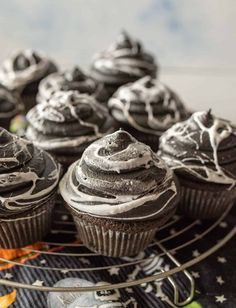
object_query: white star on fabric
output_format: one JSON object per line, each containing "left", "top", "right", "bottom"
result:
{"left": 191, "top": 271, "right": 200, "bottom": 278}
{"left": 32, "top": 280, "right": 44, "bottom": 286}
{"left": 108, "top": 267, "right": 120, "bottom": 275}
{"left": 215, "top": 295, "right": 227, "bottom": 303}
{"left": 3, "top": 273, "right": 13, "bottom": 279}
{"left": 40, "top": 259, "right": 46, "bottom": 265}
{"left": 80, "top": 257, "right": 90, "bottom": 265}
{"left": 219, "top": 222, "right": 228, "bottom": 228}
{"left": 216, "top": 276, "right": 225, "bottom": 285}
{"left": 217, "top": 257, "right": 227, "bottom": 264}
{"left": 192, "top": 250, "right": 200, "bottom": 257}
{"left": 61, "top": 269, "right": 70, "bottom": 274}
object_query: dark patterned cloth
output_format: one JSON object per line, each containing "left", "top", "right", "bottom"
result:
{"left": 0, "top": 202, "right": 235, "bottom": 307}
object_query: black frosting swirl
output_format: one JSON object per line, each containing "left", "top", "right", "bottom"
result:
{"left": 158, "top": 110, "right": 236, "bottom": 185}
{"left": 108, "top": 76, "right": 189, "bottom": 135}
{"left": 91, "top": 31, "right": 157, "bottom": 86}
{"left": 37, "top": 66, "right": 108, "bottom": 103}
{"left": 0, "top": 128, "right": 61, "bottom": 217}
{"left": 26, "top": 91, "right": 116, "bottom": 157}
{"left": 0, "top": 49, "right": 57, "bottom": 91}
{"left": 0, "top": 84, "right": 22, "bottom": 120}
{"left": 60, "top": 130, "right": 178, "bottom": 221}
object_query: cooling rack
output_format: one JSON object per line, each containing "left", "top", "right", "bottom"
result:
{"left": 1, "top": 67, "right": 236, "bottom": 306}
{"left": 0, "top": 200, "right": 235, "bottom": 307}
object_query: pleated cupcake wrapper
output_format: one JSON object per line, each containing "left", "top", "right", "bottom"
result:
{"left": 73, "top": 216, "right": 157, "bottom": 257}
{"left": 179, "top": 185, "right": 234, "bottom": 219}
{"left": 0, "top": 198, "right": 55, "bottom": 249}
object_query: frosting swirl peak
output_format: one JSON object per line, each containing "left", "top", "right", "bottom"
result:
{"left": 26, "top": 91, "right": 116, "bottom": 160}
{"left": 60, "top": 130, "right": 178, "bottom": 221}
{"left": 0, "top": 128, "right": 61, "bottom": 217}
{"left": 91, "top": 31, "right": 157, "bottom": 85}
{"left": 108, "top": 76, "right": 189, "bottom": 135}
{"left": 158, "top": 111, "right": 236, "bottom": 186}
{"left": 0, "top": 49, "right": 57, "bottom": 91}
{"left": 37, "top": 66, "right": 107, "bottom": 103}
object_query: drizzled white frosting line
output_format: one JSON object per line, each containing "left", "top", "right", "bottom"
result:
{"left": 160, "top": 111, "right": 236, "bottom": 186}
{"left": 60, "top": 161, "right": 177, "bottom": 220}
{"left": 108, "top": 76, "right": 184, "bottom": 135}
{"left": 59, "top": 130, "right": 177, "bottom": 221}
{"left": 0, "top": 50, "right": 51, "bottom": 90}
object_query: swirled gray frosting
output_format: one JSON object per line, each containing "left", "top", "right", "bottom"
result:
{"left": 91, "top": 31, "right": 157, "bottom": 86}
{"left": 108, "top": 76, "right": 189, "bottom": 135}
{"left": 0, "top": 84, "right": 22, "bottom": 120}
{"left": 0, "top": 128, "right": 61, "bottom": 218}
{"left": 0, "top": 49, "right": 57, "bottom": 91}
{"left": 26, "top": 91, "right": 116, "bottom": 157}
{"left": 37, "top": 66, "right": 108, "bottom": 103}
{"left": 158, "top": 110, "right": 236, "bottom": 186}
{"left": 60, "top": 130, "right": 178, "bottom": 221}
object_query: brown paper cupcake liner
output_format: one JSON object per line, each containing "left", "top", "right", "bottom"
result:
{"left": 179, "top": 185, "right": 234, "bottom": 219}
{"left": 0, "top": 197, "right": 55, "bottom": 249}
{"left": 73, "top": 217, "right": 157, "bottom": 257}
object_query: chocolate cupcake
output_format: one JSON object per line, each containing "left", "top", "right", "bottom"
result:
{"left": 26, "top": 91, "right": 116, "bottom": 170}
{"left": 0, "top": 128, "right": 61, "bottom": 248}
{"left": 108, "top": 76, "right": 189, "bottom": 151}
{"left": 90, "top": 31, "right": 157, "bottom": 97}
{"left": 60, "top": 130, "right": 179, "bottom": 257}
{"left": 158, "top": 110, "right": 236, "bottom": 219}
{"left": 0, "top": 49, "right": 58, "bottom": 113}
{"left": 0, "top": 84, "right": 23, "bottom": 130}
{"left": 37, "top": 66, "right": 108, "bottom": 104}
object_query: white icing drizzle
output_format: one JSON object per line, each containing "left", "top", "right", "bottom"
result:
{"left": 92, "top": 32, "right": 156, "bottom": 79}
{"left": 60, "top": 130, "right": 178, "bottom": 221}
{"left": 0, "top": 129, "right": 61, "bottom": 213}
{"left": 37, "top": 67, "right": 97, "bottom": 102}
{"left": 159, "top": 111, "right": 236, "bottom": 186}
{"left": 0, "top": 86, "right": 21, "bottom": 118}
{"left": 108, "top": 76, "right": 187, "bottom": 135}
{"left": 26, "top": 91, "right": 114, "bottom": 151}
{"left": 0, "top": 49, "right": 52, "bottom": 90}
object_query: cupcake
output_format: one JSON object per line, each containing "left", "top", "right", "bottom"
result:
{"left": 0, "top": 84, "right": 23, "bottom": 130}
{"left": 60, "top": 130, "right": 179, "bottom": 257}
{"left": 37, "top": 66, "right": 108, "bottom": 104}
{"left": 0, "top": 128, "right": 61, "bottom": 248}
{"left": 158, "top": 110, "right": 236, "bottom": 219}
{"left": 90, "top": 31, "right": 157, "bottom": 97}
{"left": 26, "top": 91, "right": 117, "bottom": 170}
{"left": 0, "top": 49, "right": 58, "bottom": 113}
{"left": 108, "top": 76, "right": 189, "bottom": 151}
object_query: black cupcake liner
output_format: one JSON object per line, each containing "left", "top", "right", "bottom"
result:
{"left": 0, "top": 197, "right": 55, "bottom": 249}
{"left": 179, "top": 185, "right": 234, "bottom": 219}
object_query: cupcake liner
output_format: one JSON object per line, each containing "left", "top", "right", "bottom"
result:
{"left": 179, "top": 185, "right": 234, "bottom": 219}
{"left": 0, "top": 197, "right": 55, "bottom": 249}
{"left": 73, "top": 216, "right": 157, "bottom": 257}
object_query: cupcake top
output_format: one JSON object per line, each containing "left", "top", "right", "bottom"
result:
{"left": 158, "top": 110, "right": 236, "bottom": 186}
{"left": 0, "top": 84, "right": 22, "bottom": 120}
{"left": 37, "top": 66, "right": 108, "bottom": 103}
{"left": 0, "top": 128, "right": 61, "bottom": 218}
{"left": 60, "top": 130, "right": 178, "bottom": 221}
{"left": 108, "top": 76, "right": 189, "bottom": 135}
{"left": 91, "top": 31, "right": 157, "bottom": 85}
{"left": 26, "top": 91, "right": 116, "bottom": 156}
{"left": 0, "top": 49, "right": 57, "bottom": 91}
